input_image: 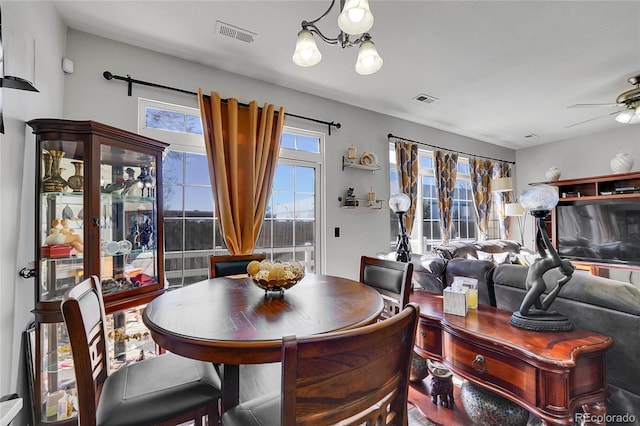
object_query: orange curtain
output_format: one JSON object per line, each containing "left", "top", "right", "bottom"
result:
{"left": 198, "top": 90, "right": 285, "bottom": 254}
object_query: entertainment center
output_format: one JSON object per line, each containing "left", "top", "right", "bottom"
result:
{"left": 541, "top": 171, "right": 640, "bottom": 275}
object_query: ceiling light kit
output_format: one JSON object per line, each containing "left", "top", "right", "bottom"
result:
{"left": 568, "top": 74, "right": 640, "bottom": 126}
{"left": 292, "top": 0, "right": 383, "bottom": 75}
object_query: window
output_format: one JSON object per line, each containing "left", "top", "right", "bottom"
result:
{"left": 138, "top": 99, "right": 323, "bottom": 287}
{"left": 389, "top": 144, "right": 499, "bottom": 254}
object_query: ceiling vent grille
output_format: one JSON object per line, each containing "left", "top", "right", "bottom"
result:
{"left": 413, "top": 93, "right": 439, "bottom": 104}
{"left": 524, "top": 133, "right": 540, "bottom": 138}
{"left": 215, "top": 21, "right": 256, "bottom": 43}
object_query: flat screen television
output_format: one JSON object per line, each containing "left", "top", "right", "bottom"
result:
{"left": 556, "top": 201, "right": 640, "bottom": 266}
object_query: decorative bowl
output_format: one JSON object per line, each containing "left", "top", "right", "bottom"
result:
{"left": 248, "top": 260, "right": 305, "bottom": 295}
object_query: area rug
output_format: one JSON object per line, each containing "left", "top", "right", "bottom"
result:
{"left": 408, "top": 403, "right": 439, "bottom": 426}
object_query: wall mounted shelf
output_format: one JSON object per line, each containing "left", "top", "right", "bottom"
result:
{"left": 342, "top": 156, "right": 381, "bottom": 174}
{"left": 338, "top": 196, "right": 385, "bottom": 209}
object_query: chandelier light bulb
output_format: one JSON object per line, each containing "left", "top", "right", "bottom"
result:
{"left": 338, "top": 0, "right": 374, "bottom": 35}
{"left": 355, "top": 39, "right": 383, "bottom": 75}
{"left": 292, "top": 29, "right": 322, "bottom": 67}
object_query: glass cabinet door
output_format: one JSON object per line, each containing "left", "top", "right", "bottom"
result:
{"left": 99, "top": 146, "right": 159, "bottom": 296}
{"left": 39, "top": 140, "right": 86, "bottom": 303}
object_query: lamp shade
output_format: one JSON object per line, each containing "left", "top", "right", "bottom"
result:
{"left": 337, "top": 0, "right": 374, "bottom": 35}
{"left": 505, "top": 202, "right": 525, "bottom": 217}
{"left": 389, "top": 193, "right": 411, "bottom": 213}
{"left": 292, "top": 29, "right": 322, "bottom": 67}
{"left": 520, "top": 184, "right": 559, "bottom": 212}
{"left": 355, "top": 39, "right": 383, "bottom": 75}
{"left": 490, "top": 177, "right": 513, "bottom": 192}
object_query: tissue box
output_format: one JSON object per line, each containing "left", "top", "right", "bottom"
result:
{"left": 453, "top": 276, "right": 478, "bottom": 309}
{"left": 443, "top": 285, "right": 468, "bottom": 316}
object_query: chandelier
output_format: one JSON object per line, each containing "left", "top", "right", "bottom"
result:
{"left": 292, "top": 0, "right": 383, "bottom": 75}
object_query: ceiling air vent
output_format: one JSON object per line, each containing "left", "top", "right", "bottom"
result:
{"left": 524, "top": 133, "right": 540, "bottom": 139}
{"left": 215, "top": 21, "right": 256, "bottom": 43}
{"left": 413, "top": 93, "right": 439, "bottom": 104}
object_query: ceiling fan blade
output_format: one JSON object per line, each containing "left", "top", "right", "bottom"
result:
{"left": 565, "top": 110, "right": 624, "bottom": 128}
{"left": 567, "top": 103, "right": 623, "bottom": 108}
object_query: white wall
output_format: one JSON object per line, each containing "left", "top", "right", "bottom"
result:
{"left": 0, "top": 0, "right": 67, "bottom": 420}
{"left": 62, "top": 29, "right": 515, "bottom": 280}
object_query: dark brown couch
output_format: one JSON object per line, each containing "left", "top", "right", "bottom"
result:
{"left": 409, "top": 240, "right": 522, "bottom": 306}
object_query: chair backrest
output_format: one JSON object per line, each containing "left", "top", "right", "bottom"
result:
{"left": 360, "top": 256, "right": 413, "bottom": 319}
{"left": 61, "top": 276, "right": 110, "bottom": 425}
{"left": 281, "top": 303, "right": 419, "bottom": 426}
{"left": 209, "top": 253, "right": 266, "bottom": 278}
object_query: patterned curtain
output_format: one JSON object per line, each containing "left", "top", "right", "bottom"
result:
{"left": 433, "top": 150, "right": 458, "bottom": 244}
{"left": 198, "top": 90, "right": 285, "bottom": 254}
{"left": 469, "top": 157, "right": 494, "bottom": 241}
{"left": 493, "top": 162, "right": 514, "bottom": 240}
{"left": 394, "top": 141, "right": 419, "bottom": 233}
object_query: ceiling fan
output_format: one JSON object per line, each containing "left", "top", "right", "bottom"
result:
{"left": 566, "top": 74, "right": 640, "bottom": 127}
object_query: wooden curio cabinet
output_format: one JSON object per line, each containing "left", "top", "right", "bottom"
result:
{"left": 27, "top": 119, "right": 168, "bottom": 425}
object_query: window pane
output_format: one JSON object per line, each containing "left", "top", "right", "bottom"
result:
{"left": 295, "top": 194, "right": 314, "bottom": 219}
{"left": 256, "top": 219, "right": 272, "bottom": 248}
{"left": 295, "top": 166, "right": 314, "bottom": 193}
{"left": 184, "top": 218, "right": 213, "bottom": 250}
{"left": 273, "top": 220, "right": 293, "bottom": 247}
{"left": 272, "top": 192, "right": 294, "bottom": 218}
{"left": 420, "top": 156, "right": 433, "bottom": 169}
{"left": 185, "top": 153, "right": 210, "bottom": 185}
{"left": 163, "top": 185, "right": 184, "bottom": 217}
{"left": 146, "top": 108, "right": 184, "bottom": 131}
{"left": 295, "top": 220, "right": 314, "bottom": 246}
{"left": 163, "top": 151, "right": 184, "bottom": 184}
{"left": 185, "top": 186, "right": 214, "bottom": 216}
{"left": 273, "top": 165, "right": 294, "bottom": 192}
{"left": 281, "top": 133, "right": 295, "bottom": 150}
{"left": 185, "top": 115, "right": 203, "bottom": 135}
{"left": 164, "top": 219, "right": 183, "bottom": 252}
{"left": 296, "top": 135, "right": 320, "bottom": 153}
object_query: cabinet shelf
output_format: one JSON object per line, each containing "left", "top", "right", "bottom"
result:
{"left": 342, "top": 156, "right": 381, "bottom": 173}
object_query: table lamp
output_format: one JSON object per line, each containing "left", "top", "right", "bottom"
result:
{"left": 505, "top": 202, "right": 525, "bottom": 246}
{"left": 510, "top": 184, "right": 574, "bottom": 331}
{"left": 389, "top": 193, "right": 411, "bottom": 262}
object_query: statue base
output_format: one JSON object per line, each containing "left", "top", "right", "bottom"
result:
{"left": 510, "top": 311, "right": 573, "bottom": 331}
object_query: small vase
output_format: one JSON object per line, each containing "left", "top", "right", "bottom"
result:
{"left": 545, "top": 166, "right": 561, "bottom": 181}
{"left": 610, "top": 151, "right": 634, "bottom": 174}
{"left": 67, "top": 161, "right": 84, "bottom": 192}
{"left": 42, "top": 150, "right": 68, "bottom": 193}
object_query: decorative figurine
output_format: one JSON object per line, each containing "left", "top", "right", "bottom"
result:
{"left": 344, "top": 187, "right": 359, "bottom": 207}
{"left": 140, "top": 218, "right": 153, "bottom": 249}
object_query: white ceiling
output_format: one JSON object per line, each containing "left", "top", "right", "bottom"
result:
{"left": 52, "top": 0, "right": 640, "bottom": 150}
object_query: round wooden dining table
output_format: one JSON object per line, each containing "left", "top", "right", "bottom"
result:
{"left": 143, "top": 273, "right": 383, "bottom": 411}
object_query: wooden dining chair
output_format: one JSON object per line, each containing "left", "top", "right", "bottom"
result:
{"left": 360, "top": 255, "right": 414, "bottom": 319}
{"left": 61, "top": 276, "right": 221, "bottom": 426}
{"left": 221, "top": 303, "right": 420, "bottom": 426}
{"left": 209, "top": 253, "right": 267, "bottom": 278}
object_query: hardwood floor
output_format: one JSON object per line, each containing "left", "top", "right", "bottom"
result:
{"left": 240, "top": 363, "right": 473, "bottom": 425}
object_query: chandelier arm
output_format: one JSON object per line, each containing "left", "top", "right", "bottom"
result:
{"left": 303, "top": 22, "right": 340, "bottom": 45}
{"left": 307, "top": 0, "right": 337, "bottom": 25}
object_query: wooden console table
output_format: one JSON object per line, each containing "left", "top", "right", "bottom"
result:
{"left": 409, "top": 290, "right": 613, "bottom": 425}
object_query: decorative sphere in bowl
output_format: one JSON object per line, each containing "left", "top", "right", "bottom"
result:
{"left": 248, "top": 260, "right": 305, "bottom": 293}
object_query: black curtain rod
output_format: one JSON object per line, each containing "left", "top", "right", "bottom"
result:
{"left": 102, "top": 71, "right": 341, "bottom": 135}
{"left": 387, "top": 133, "right": 516, "bottom": 165}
